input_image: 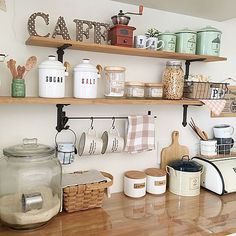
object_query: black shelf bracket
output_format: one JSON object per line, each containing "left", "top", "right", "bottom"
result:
{"left": 184, "top": 58, "right": 205, "bottom": 80}
{"left": 57, "top": 44, "right": 72, "bottom": 63}
{"left": 182, "top": 105, "right": 188, "bottom": 127}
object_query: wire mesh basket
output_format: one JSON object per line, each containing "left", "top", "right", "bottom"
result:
{"left": 183, "top": 81, "right": 228, "bottom": 99}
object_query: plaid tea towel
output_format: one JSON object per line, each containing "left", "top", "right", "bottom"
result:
{"left": 200, "top": 99, "right": 227, "bottom": 116}
{"left": 124, "top": 115, "right": 155, "bottom": 154}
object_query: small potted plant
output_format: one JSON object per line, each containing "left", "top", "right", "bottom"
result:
{"left": 145, "top": 28, "right": 164, "bottom": 50}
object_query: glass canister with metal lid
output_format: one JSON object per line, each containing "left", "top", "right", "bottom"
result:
{"left": 0, "top": 138, "right": 61, "bottom": 230}
{"left": 162, "top": 61, "right": 184, "bottom": 100}
{"left": 104, "top": 66, "right": 126, "bottom": 97}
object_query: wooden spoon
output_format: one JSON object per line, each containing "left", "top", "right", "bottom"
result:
{"left": 7, "top": 59, "right": 17, "bottom": 78}
{"left": 17, "top": 66, "right": 26, "bottom": 79}
{"left": 23, "top": 56, "right": 37, "bottom": 78}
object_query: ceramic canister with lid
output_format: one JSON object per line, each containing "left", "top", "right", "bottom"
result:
{"left": 74, "top": 59, "right": 101, "bottom": 98}
{"left": 145, "top": 168, "right": 166, "bottom": 195}
{"left": 158, "top": 32, "right": 176, "bottom": 52}
{"left": 175, "top": 28, "right": 197, "bottom": 54}
{"left": 124, "top": 170, "right": 146, "bottom": 198}
{"left": 39, "top": 55, "right": 68, "bottom": 98}
{"left": 196, "top": 26, "right": 222, "bottom": 56}
{"left": 166, "top": 156, "right": 203, "bottom": 197}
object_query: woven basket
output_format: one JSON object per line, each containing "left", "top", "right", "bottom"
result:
{"left": 63, "top": 171, "right": 113, "bottom": 213}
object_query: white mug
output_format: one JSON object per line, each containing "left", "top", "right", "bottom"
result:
{"left": 213, "top": 124, "right": 234, "bottom": 138}
{"left": 78, "top": 128, "right": 103, "bottom": 156}
{"left": 101, "top": 127, "right": 124, "bottom": 154}
{"left": 134, "top": 35, "right": 147, "bottom": 49}
{"left": 57, "top": 142, "right": 75, "bottom": 164}
{"left": 200, "top": 140, "right": 217, "bottom": 156}
{"left": 146, "top": 37, "right": 164, "bottom": 50}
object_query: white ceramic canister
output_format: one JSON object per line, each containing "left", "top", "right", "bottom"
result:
{"left": 145, "top": 168, "right": 166, "bottom": 195}
{"left": 166, "top": 156, "right": 203, "bottom": 197}
{"left": 196, "top": 26, "right": 222, "bottom": 56}
{"left": 124, "top": 171, "right": 146, "bottom": 198}
{"left": 73, "top": 59, "right": 101, "bottom": 98}
{"left": 38, "top": 55, "right": 68, "bottom": 98}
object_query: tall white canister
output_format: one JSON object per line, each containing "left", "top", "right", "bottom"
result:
{"left": 38, "top": 55, "right": 68, "bottom": 98}
{"left": 124, "top": 171, "right": 146, "bottom": 198}
{"left": 73, "top": 59, "right": 101, "bottom": 98}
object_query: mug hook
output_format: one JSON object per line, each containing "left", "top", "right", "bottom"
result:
{"left": 112, "top": 117, "right": 115, "bottom": 129}
{"left": 90, "top": 117, "right": 94, "bottom": 130}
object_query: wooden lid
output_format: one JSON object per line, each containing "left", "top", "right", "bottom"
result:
{"left": 145, "top": 168, "right": 166, "bottom": 177}
{"left": 145, "top": 83, "right": 163, "bottom": 87}
{"left": 124, "top": 170, "right": 146, "bottom": 179}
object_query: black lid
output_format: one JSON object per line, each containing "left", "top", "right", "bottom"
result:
{"left": 169, "top": 156, "right": 202, "bottom": 172}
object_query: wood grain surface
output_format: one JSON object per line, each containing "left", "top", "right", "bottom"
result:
{"left": 161, "top": 131, "right": 189, "bottom": 169}
{"left": 0, "top": 190, "right": 236, "bottom": 235}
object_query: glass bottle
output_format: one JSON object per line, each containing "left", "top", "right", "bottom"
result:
{"left": 162, "top": 61, "right": 184, "bottom": 99}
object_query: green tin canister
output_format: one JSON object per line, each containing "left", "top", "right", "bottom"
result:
{"left": 175, "top": 28, "right": 197, "bottom": 54}
{"left": 196, "top": 26, "right": 222, "bottom": 56}
{"left": 11, "top": 79, "right": 25, "bottom": 97}
{"left": 158, "top": 32, "right": 176, "bottom": 52}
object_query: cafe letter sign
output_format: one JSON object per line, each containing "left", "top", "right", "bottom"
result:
{"left": 27, "top": 12, "right": 110, "bottom": 44}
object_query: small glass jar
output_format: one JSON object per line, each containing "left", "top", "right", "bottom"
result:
{"left": 145, "top": 83, "right": 163, "bottom": 99}
{"left": 11, "top": 79, "right": 25, "bottom": 97}
{"left": 125, "top": 82, "right": 145, "bottom": 98}
{"left": 0, "top": 138, "right": 61, "bottom": 230}
{"left": 104, "top": 66, "right": 126, "bottom": 97}
{"left": 162, "top": 61, "right": 184, "bottom": 99}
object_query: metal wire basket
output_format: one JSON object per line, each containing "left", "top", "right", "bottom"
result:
{"left": 183, "top": 81, "right": 228, "bottom": 99}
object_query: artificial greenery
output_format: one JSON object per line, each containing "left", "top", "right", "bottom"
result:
{"left": 145, "top": 28, "right": 160, "bottom": 38}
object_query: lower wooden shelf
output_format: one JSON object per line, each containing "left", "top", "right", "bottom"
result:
{"left": 0, "top": 97, "right": 203, "bottom": 106}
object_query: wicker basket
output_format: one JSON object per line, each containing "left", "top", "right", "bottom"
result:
{"left": 183, "top": 81, "right": 228, "bottom": 99}
{"left": 63, "top": 171, "right": 113, "bottom": 213}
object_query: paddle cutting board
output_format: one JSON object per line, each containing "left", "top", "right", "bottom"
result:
{"left": 161, "top": 131, "right": 189, "bottom": 169}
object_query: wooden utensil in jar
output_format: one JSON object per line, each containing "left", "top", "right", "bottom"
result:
{"left": 7, "top": 59, "right": 17, "bottom": 78}
{"left": 23, "top": 56, "right": 37, "bottom": 78}
{"left": 189, "top": 118, "right": 208, "bottom": 141}
{"left": 17, "top": 66, "right": 26, "bottom": 79}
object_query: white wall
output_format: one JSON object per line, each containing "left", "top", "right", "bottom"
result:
{"left": 0, "top": 0, "right": 235, "bottom": 193}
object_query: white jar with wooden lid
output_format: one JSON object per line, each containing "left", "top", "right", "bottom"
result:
{"left": 145, "top": 168, "right": 166, "bottom": 195}
{"left": 124, "top": 171, "right": 146, "bottom": 198}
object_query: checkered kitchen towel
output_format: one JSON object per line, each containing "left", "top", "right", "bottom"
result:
{"left": 124, "top": 115, "right": 155, "bottom": 154}
{"left": 200, "top": 99, "right": 227, "bottom": 116}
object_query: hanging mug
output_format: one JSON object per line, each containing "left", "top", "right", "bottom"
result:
{"left": 55, "top": 129, "right": 77, "bottom": 165}
{"left": 146, "top": 37, "right": 164, "bottom": 50}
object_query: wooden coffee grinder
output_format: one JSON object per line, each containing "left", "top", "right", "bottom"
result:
{"left": 108, "top": 5, "right": 143, "bottom": 47}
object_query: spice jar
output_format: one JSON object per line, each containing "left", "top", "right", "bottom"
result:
{"left": 162, "top": 61, "right": 184, "bottom": 99}
{"left": 145, "top": 83, "right": 163, "bottom": 99}
{"left": 104, "top": 66, "right": 125, "bottom": 97}
{"left": 11, "top": 79, "right": 25, "bottom": 97}
{"left": 125, "top": 82, "right": 145, "bottom": 98}
{"left": 0, "top": 138, "right": 61, "bottom": 230}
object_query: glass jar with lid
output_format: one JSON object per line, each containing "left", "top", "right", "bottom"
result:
{"left": 125, "top": 81, "right": 145, "bottom": 98}
{"left": 104, "top": 66, "right": 126, "bottom": 97}
{"left": 162, "top": 61, "right": 184, "bottom": 99}
{"left": 145, "top": 83, "right": 163, "bottom": 99}
{"left": 0, "top": 138, "right": 61, "bottom": 230}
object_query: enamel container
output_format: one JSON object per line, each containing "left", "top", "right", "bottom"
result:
{"left": 39, "top": 55, "right": 68, "bottom": 98}
{"left": 73, "top": 59, "right": 100, "bottom": 98}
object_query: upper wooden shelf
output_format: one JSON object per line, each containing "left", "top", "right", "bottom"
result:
{"left": 26, "top": 36, "right": 227, "bottom": 62}
{"left": 0, "top": 96, "right": 203, "bottom": 106}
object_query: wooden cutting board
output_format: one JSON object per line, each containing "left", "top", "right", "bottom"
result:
{"left": 160, "top": 131, "right": 189, "bottom": 169}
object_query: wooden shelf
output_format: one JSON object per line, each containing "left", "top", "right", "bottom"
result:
{"left": 26, "top": 36, "right": 227, "bottom": 62}
{"left": 0, "top": 96, "right": 203, "bottom": 106}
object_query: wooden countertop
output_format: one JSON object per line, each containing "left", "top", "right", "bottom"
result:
{"left": 0, "top": 190, "right": 236, "bottom": 236}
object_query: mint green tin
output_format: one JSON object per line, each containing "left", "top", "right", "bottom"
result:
{"left": 196, "top": 26, "right": 222, "bottom": 56}
{"left": 175, "top": 28, "right": 197, "bottom": 54}
{"left": 158, "top": 32, "right": 176, "bottom": 52}
{"left": 11, "top": 79, "right": 25, "bottom": 97}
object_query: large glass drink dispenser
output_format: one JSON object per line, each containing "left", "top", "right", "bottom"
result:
{"left": 0, "top": 138, "right": 61, "bottom": 230}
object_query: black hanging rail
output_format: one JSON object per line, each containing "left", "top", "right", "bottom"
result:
{"left": 56, "top": 104, "right": 157, "bottom": 132}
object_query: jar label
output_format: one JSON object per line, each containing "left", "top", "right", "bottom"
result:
{"left": 154, "top": 180, "right": 166, "bottom": 186}
{"left": 133, "top": 88, "right": 144, "bottom": 97}
{"left": 134, "top": 183, "right": 145, "bottom": 189}
{"left": 189, "top": 177, "right": 199, "bottom": 190}
{"left": 151, "top": 88, "right": 163, "bottom": 97}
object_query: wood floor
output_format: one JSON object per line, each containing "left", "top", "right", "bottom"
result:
{"left": 0, "top": 190, "right": 236, "bottom": 236}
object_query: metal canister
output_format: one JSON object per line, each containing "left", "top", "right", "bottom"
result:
{"left": 22, "top": 192, "right": 43, "bottom": 212}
